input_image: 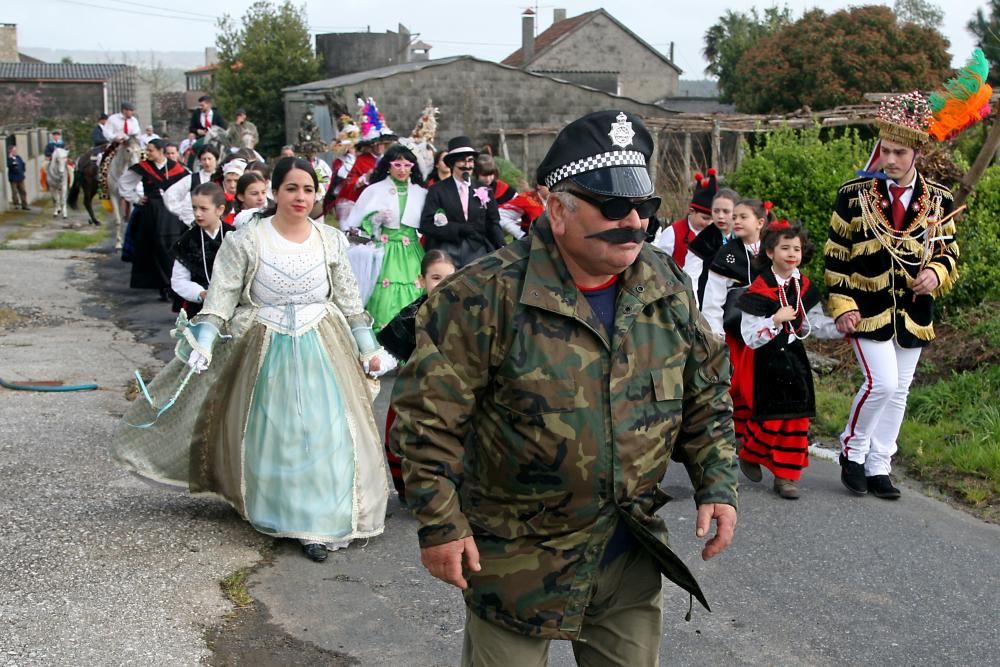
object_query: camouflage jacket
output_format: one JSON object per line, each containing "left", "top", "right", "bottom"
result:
{"left": 824, "top": 174, "right": 958, "bottom": 347}
{"left": 389, "top": 218, "right": 738, "bottom": 640}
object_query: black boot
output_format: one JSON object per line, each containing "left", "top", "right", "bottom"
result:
{"left": 866, "top": 475, "right": 901, "bottom": 500}
{"left": 840, "top": 454, "right": 868, "bottom": 496}
{"left": 302, "top": 543, "right": 328, "bottom": 562}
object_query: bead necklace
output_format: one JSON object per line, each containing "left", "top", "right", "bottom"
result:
{"left": 775, "top": 272, "right": 811, "bottom": 340}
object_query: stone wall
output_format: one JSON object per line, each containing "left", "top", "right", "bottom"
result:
{"left": 528, "top": 13, "right": 678, "bottom": 102}
{"left": 285, "top": 58, "right": 673, "bottom": 179}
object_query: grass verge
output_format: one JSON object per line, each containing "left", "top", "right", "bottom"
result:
{"left": 31, "top": 226, "right": 107, "bottom": 250}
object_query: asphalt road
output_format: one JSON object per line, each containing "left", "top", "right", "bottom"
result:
{"left": 1, "top": 215, "right": 998, "bottom": 666}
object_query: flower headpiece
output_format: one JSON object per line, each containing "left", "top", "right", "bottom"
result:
{"left": 876, "top": 91, "right": 933, "bottom": 149}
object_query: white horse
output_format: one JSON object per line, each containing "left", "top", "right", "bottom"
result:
{"left": 106, "top": 137, "right": 143, "bottom": 250}
{"left": 46, "top": 147, "right": 70, "bottom": 218}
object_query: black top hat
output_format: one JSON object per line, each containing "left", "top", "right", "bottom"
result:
{"left": 536, "top": 110, "right": 653, "bottom": 198}
{"left": 689, "top": 169, "right": 718, "bottom": 213}
{"left": 443, "top": 136, "right": 478, "bottom": 166}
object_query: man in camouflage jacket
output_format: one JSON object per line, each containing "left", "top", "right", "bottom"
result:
{"left": 390, "top": 111, "right": 738, "bottom": 665}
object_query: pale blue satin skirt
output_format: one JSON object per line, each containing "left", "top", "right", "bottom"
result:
{"left": 243, "top": 330, "right": 355, "bottom": 541}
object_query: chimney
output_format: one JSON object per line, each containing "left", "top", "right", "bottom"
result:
{"left": 669, "top": 41, "right": 674, "bottom": 62}
{"left": 205, "top": 47, "right": 217, "bottom": 66}
{"left": 0, "top": 23, "right": 19, "bottom": 63}
{"left": 521, "top": 9, "right": 535, "bottom": 65}
{"left": 554, "top": 8, "right": 567, "bottom": 23}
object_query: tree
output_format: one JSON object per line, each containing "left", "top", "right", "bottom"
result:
{"left": 733, "top": 6, "right": 951, "bottom": 113}
{"left": 215, "top": 0, "right": 322, "bottom": 156}
{"left": 0, "top": 87, "right": 42, "bottom": 127}
{"left": 967, "top": 0, "right": 1000, "bottom": 85}
{"left": 702, "top": 7, "right": 792, "bottom": 104}
{"left": 894, "top": 0, "right": 944, "bottom": 30}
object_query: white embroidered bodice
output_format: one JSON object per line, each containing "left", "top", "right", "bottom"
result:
{"left": 252, "top": 220, "right": 329, "bottom": 335}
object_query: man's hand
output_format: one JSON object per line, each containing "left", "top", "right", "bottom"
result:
{"left": 912, "top": 268, "right": 940, "bottom": 296}
{"left": 420, "top": 536, "right": 481, "bottom": 590}
{"left": 696, "top": 503, "right": 736, "bottom": 561}
{"left": 835, "top": 310, "right": 861, "bottom": 335}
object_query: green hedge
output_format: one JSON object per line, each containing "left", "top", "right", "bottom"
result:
{"left": 948, "top": 165, "right": 1000, "bottom": 309}
{"left": 728, "top": 127, "right": 871, "bottom": 280}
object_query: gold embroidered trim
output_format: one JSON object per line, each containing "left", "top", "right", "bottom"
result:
{"left": 931, "top": 263, "right": 959, "bottom": 298}
{"left": 901, "top": 310, "right": 936, "bottom": 340}
{"left": 824, "top": 239, "right": 850, "bottom": 261}
{"left": 855, "top": 308, "right": 893, "bottom": 333}
{"left": 827, "top": 294, "right": 859, "bottom": 319}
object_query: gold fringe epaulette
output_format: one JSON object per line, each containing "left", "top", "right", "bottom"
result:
{"left": 850, "top": 270, "right": 891, "bottom": 292}
{"left": 824, "top": 239, "right": 850, "bottom": 261}
{"left": 856, "top": 308, "right": 893, "bottom": 333}
{"left": 931, "top": 264, "right": 959, "bottom": 298}
{"left": 838, "top": 177, "right": 872, "bottom": 194}
{"left": 923, "top": 179, "right": 955, "bottom": 201}
{"left": 901, "top": 310, "right": 936, "bottom": 340}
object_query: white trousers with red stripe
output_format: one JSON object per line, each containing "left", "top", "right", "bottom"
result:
{"left": 840, "top": 337, "right": 922, "bottom": 476}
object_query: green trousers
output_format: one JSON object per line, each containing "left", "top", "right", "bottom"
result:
{"left": 461, "top": 545, "right": 663, "bottom": 667}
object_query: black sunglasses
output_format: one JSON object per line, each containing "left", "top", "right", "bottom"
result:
{"left": 568, "top": 190, "right": 661, "bottom": 220}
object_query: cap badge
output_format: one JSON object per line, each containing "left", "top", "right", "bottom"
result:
{"left": 608, "top": 112, "right": 635, "bottom": 149}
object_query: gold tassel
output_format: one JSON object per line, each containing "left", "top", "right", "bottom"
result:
{"left": 827, "top": 294, "right": 859, "bottom": 319}
{"left": 902, "top": 310, "right": 936, "bottom": 340}
{"left": 855, "top": 308, "right": 893, "bottom": 333}
{"left": 824, "top": 239, "right": 850, "bottom": 261}
{"left": 851, "top": 271, "right": 891, "bottom": 292}
{"left": 931, "top": 265, "right": 959, "bottom": 298}
{"left": 850, "top": 238, "right": 884, "bottom": 258}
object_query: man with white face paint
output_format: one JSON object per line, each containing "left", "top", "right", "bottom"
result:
{"left": 824, "top": 91, "right": 961, "bottom": 500}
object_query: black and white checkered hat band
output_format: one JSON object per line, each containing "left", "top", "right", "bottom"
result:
{"left": 544, "top": 150, "right": 647, "bottom": 188}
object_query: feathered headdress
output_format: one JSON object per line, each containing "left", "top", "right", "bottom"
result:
{"left": 409, "top": 102, "right": 439, "bottom": 146}
{"left": 860, "top": 49, "right": 993, "bottom": 176}
{"left": 928, "top": 48, "right": 993, "bottom": 142}
{"left": 332, "top": 114, "right": 360, "bottom": 156}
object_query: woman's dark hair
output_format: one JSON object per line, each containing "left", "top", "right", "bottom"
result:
{"left": 235, "top": 171, "right": 267, "bottom": 211}
{"left": 246, "top": 160, "right": 271, "bottom": 179}
{"left": 473, "top": 154, "right": 498, "bottom": 178}
{"left": 191, "top": 182, "right": 226, "bottom": 208}
{"left": 370, "top": 144, "right": 425, "bottom": 186}
{"left": 734, "top": 198, "right": 773, "bottom": 222}
{"left": 754, "top": 220, "right": 814, "bottom": 270}
{"left": 146, "top": 138, "right": 166, "bottom": 152}
{"left": 198, "top": 144, "right": 220, "bottom": 159}
{"left": 259, "top": 157, "right": 318, "bottom": 217}
{"left": 420, "top": 249, "right": 456, "bottom": 275}
{"left": 713, "top": 188, "right": 740, "bottom": 205}
{"left": 433, "top": 149, "right": 448, "bottom": 170}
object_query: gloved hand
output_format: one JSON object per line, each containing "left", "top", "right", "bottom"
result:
{"left": 187, "top": 350, "right": 209, "bottom": 373}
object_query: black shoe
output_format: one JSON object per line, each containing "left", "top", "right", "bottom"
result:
{"left": 840, "top": 454, "right": 868, "bottom": 496}
{"left": 739, "top": 458, "right": 763, "bottom": 483}
{"left": 866, "top": 475, "right": 901, "bottom": 500}
{"left": 302, "top": 543, "right": 328, "bottom": 562}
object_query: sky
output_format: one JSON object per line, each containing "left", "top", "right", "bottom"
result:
{"left": 7, "top": 0, "right": 988, "bottom": 74}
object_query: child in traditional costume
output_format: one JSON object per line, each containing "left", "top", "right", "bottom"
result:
{"left": 170, "top": 183, "right": 235, "bottom": 316}
{"left": 376, "top": 249, "right": 457, "bottom": 503}
{"left": 685, "top": 187, "right": 739, "bottom": 308}
{"left": 114, "top": 157, "right": 389, "bottom": 563}
{"left": 232, "top": 171, "right": 268, "bottom": 229}
{"left": 735, "top": 222, "right": 841, "bottom": 498}
{"left": 344, "top": 144, "right": 428, "bottom": 330}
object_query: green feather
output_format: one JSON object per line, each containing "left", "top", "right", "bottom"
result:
{"left": 930, "top": 49, "right": 990, "bottom": 111}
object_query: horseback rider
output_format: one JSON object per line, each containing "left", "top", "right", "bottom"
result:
{"left": 44, "top": 129, "right": 66, "bottom": 159}
{"left": 104, "top": 101, "right": 142, "bottom": 145}
{"left": 93, "top": 114, "right": 110, "bottom": 147}
{"left": 189, "top": 95, "right": 226, "bottom": 137}
{"left": 226, "top": 108, "right": 258, "bottom": 149}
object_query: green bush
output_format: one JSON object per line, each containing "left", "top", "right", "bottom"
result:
{"left": 946, "top": 165, "right": 1000, "bottom": 309}
{"left": 495, "top": 157, "right": 526, "bottom": 189}
{"left": 728, "top": 127, "right": 871, "bottom": 280}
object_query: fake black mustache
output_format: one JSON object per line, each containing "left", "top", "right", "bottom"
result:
{"left": 585, "top": 228, "right": 646, "bottom": 244}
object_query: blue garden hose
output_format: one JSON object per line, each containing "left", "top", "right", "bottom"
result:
{"left": 0, "top": 377, "right": 98, "bottom": 392}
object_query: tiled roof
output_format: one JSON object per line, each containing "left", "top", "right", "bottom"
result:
{"left": 0, "top": 63, "right": 132, "bottom": 81}
{"left": 501, "top": 11, "right": 596, "bottom": 67}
